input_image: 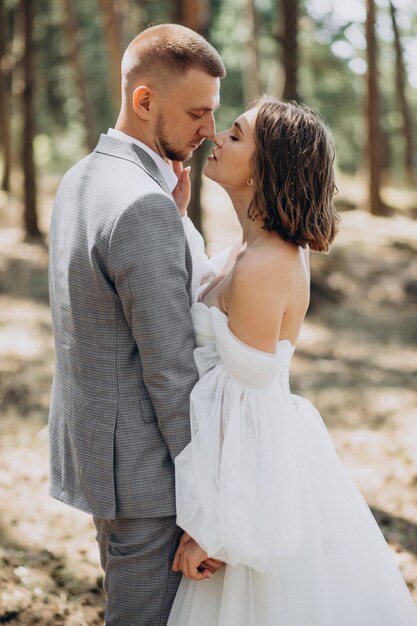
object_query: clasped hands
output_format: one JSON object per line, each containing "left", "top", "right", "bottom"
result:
{"left": 172, "top": 532, "right": 224, "bottom": 581}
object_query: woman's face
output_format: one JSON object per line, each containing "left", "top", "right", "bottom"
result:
{"left": 203, "top": 107, "right": 258, "bottom": 190}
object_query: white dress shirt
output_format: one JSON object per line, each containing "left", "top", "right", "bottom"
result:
{"left": 107, "top": 128, "right": 231, "bottom": 302}
{"left": 108, "top": 128, "right": 179, "bottom": 192}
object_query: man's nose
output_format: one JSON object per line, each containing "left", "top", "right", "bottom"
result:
{"left": 199, "top": 112, "right": 216, "bottom": 139}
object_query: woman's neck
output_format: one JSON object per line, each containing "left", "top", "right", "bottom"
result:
{"left": 225, "top": 188, "right": 264, "bottom": 245}
{"left": 241, "top": 220, "right": 265, "bottom": 246}
{"left": 235, "top": 204, "right": 265, "bottom": 246}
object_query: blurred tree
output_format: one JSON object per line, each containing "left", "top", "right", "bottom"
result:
{"left": 171, "top": 0, "right": 211, "bottom": 235}
{"left": 365, "top": 0, "right": 385, "bottom": 215}
{"left": 242, "top": 0, "right": 260, "bottom": 104}
{"left": 389, "top": 0, "right": 414, "bottom": 183}
{"left": 0, "top": 0, "right": 11, "bottom": 192}
{"left": 99, "top": 0, "right": 124, "bottom": 115}
{"left": 171, "top": 0, "right": 209, "bottom": 33}
{"left": 2, "top": 0, "right": 414, "bottom": 212}
{"left": 208, "top": 0, "right": 243, "bottom": 128}
{"left": 141, "top": 0, "right": 169, "bottom": 26}
{"left": 21, "top": 0, "right": 40, "bottom": 238}
{"left": 62, "top": 0, "right": 96, "bottom": 151}
{"left": 279, "top": 0, "right": 299, "bottom": 101}
{"left": 115, "top": 0, "right": 131, "bottom": 49}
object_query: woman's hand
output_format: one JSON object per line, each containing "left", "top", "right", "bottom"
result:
{"left": 172, "top": 532, "right": 224, "bottom": 580}
{"left": 176, "top": 537, "right": 211, "bottom": 580}
{"left": 172, "top": 531, "right": 192, "bottom": 572}
{"left": 170, "top": 160, "right": 191, "bottom": 217}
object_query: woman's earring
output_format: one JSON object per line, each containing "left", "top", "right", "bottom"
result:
{"left": 247, "top": 177, "right": 254, "bottom": 186}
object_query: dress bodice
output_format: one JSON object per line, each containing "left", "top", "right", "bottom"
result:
{"left": 190, "top": 301, "right": 294, "bottom": 388}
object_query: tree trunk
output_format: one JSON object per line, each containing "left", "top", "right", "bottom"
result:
{"left": 242, "top": 0, "right": 260, "bottom": 105}
{"left": 114, "top": 0, "right": 130, "bottom": 50}
{"left": 172, "top": 0, "right": 210, "bottom": 236}
{"left": 189, "top": 144, "right": 209, "bottom": 234}
{"left": 0, "top": 0, "right": 12, "bottom": 192}
{"left": 170, "top": 0, "right": 181, "bottom": 22}
{"left": 62, "top": 0, "right": 96, "bottom": 152}
{"left": 170, "top": 0, "right": 209, "bottom": 32}
{"left": 99, "top": 0, "right": 124, "bottom": 115}
{"left": 389, "top": 0, "right": 414, "bottom": 184}
{"left": 279, "top": 0, "right": 299, "bottom": 101}
{"left": 21, "top": 0, "right": 40, "bottom": 238}
{"left": 365, "top": 0, "right": 384, "bottom": 216}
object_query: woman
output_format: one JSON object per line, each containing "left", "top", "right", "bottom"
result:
{"left": 167, "top": 97, "right": 417, "bottom": 625}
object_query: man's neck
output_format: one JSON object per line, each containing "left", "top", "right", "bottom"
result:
{"left": 114, "top": 114, "right": 150, "bottom": 148}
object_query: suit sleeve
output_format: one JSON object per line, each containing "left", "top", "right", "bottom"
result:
{"left": 108, "top": 192, "right": 199, "bottom": 461}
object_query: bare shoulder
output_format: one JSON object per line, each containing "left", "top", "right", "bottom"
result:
{"left": 230, "top": 239, "right": 303, "bottom": 294}
{"left": 224, "top": 242, "right": 301, "bottom": 353}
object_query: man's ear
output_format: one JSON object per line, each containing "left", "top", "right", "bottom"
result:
{"left": 132, "top": 85, "right": 152, "bottom": 120}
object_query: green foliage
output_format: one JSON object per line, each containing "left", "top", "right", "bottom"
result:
{"left": 298, "top": 11, "right": 365, "bottom": 172}
{"left": 210, "top": 0, "right": 245, "bottom": 128}
{"left": 32, "top": 0, "right": 114, "bottom": 168}
{"left": 2, "top": 0, "right": 416, "bottom": 179}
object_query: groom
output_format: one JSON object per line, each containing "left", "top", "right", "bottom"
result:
{"left": 48, "top": 24, "right": 225, "bottom": 625}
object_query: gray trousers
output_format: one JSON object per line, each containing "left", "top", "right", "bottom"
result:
{"left": 93, "top": 516, "right": 183, "bottom": 626}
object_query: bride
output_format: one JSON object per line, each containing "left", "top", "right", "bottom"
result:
{"left": 167, "top": 97, "right": 417, "bottom": 625}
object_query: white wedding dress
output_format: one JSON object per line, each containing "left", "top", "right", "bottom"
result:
{"left": 167, "top": 302, "right": 417, "bottom": 626}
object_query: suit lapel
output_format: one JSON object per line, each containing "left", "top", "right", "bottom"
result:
{"left": 131, "top": 144, "right": 172, "bottom": 196}
{"left": 94, "top": 134, "right": 171, "bottom": 196}
{"left": 94, "top": 134, "right": 194, "bottom": 300}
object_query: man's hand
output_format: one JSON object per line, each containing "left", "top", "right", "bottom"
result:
{"left": 172, "top": 532, "right": 224, "bottom": 581}
{"left": 172, "top": 531, "right": 192, "bottom": 572}
{"left": 170, "top": 160, "right": 191, "bottom": 217}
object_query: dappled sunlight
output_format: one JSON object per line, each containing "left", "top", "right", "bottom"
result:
{"left": 0, "top": 319, "right": 45, "bottom": 360}
{"left": 338, "top": 208, "right": 417, "bottom": 245}
{"left": 0, "top": 417, "right": 104, "bottom": 624}
{"left": 297, "top": 319, "right": 335, "bottom": 347}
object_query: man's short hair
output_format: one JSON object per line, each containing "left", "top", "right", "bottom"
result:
{"left": 122, "top": 24, "right": 226, "bottom": 91}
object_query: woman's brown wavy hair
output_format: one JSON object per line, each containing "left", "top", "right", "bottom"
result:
{"left": 249, "top": 97, "right": 339, "bottom": 252}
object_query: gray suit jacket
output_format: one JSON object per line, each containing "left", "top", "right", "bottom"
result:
{"left": 48, "top": 134, "right": 199, "bottom": 519}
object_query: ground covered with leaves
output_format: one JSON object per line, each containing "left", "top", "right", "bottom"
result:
{"left": 0, "top": 177, "right": 416, "bottom": 624}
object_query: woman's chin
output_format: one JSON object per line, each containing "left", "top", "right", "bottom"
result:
{"left": 202, "top": 162, "right": 216, "bottom": 181}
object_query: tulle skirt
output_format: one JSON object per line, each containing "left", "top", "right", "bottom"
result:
{"left": 168, "top": 394, "right": 417, "bottom": 625}
{"left": 168, "top": 305, "right": 417, "bottom": 625}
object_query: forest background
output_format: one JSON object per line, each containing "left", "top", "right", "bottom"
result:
{"left": 0, "top": 0, "right": 416, "bottom": 624}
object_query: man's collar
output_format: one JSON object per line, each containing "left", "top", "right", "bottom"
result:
{"left": 107, "top": 128, "right": 178, "bottom": 193}
{"left": 95, "top": 134, "right": 171, "bottom": 195}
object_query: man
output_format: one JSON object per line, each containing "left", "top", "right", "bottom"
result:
{"left": 48, "top": 24, "right": 225, "bottom": 625}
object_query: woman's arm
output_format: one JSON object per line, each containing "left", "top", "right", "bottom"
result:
{"left": 225, "top": 250, "right": 289, "bottom": 353}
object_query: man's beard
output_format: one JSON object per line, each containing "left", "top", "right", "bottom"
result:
{"left": 155, "top": 113, "right": 193, "bottom": 162}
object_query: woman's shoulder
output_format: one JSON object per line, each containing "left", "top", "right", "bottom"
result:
{"left": 225, "top": 239, "right": 297, "bottom": 318}
{"left": 234, "top": 236, "right": 303, "bottom": 288}
{"left": 223, "top": 243, "right": 292, "bottom": 351}
{"left": 223, "top": 236, "right": 309, "bottom": 317}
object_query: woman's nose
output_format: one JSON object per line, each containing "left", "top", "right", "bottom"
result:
{"left": 212, "top": 132, "right": 224, "bottom": 148}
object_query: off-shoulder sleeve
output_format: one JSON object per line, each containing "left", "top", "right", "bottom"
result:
{"left": 175, "top": 308, "right": 305, "bottom": 572}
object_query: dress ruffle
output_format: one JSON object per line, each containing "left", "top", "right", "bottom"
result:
{"left": 170, "top": 303, "right": 417, "bottom": 626}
